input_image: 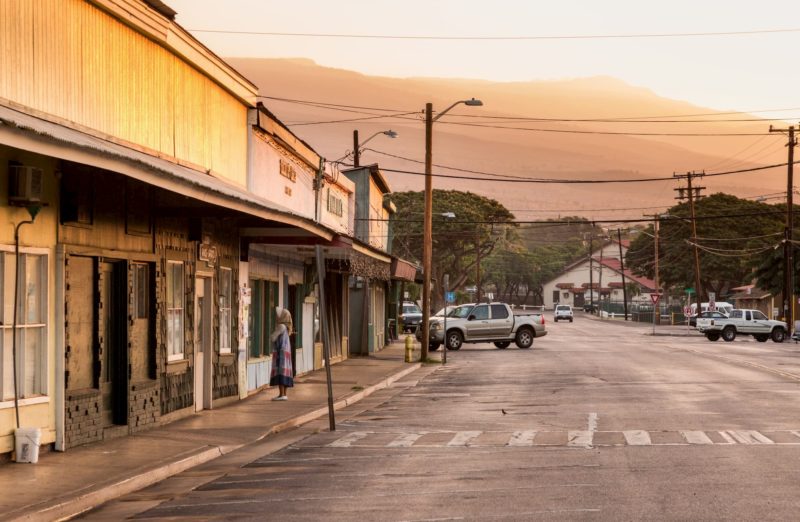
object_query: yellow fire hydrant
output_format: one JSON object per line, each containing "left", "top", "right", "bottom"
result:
{"left": 404, "top": 335, "right": 415, "bottom": 363}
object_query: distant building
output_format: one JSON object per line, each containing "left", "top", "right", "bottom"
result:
{"left": 542, "top": 239, "right": 656, "bottom": 310}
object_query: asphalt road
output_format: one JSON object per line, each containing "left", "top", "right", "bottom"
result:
{"left": 82, "top": 314, "right": 800, "bottom": 521}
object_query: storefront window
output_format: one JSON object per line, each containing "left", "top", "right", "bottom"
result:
{"left": 166, "top": 261, "right": 184, "bottom": 361}
{"left": 0, "top": 251, "right": 48, "bottom": 400}
{"left": 219, "top": 268, "right": 232, "bottom": 354}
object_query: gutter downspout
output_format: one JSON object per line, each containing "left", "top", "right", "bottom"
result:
{"left": 12, "top": 207, "right": 39, "bottom": 429}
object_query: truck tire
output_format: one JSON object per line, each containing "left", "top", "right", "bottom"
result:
{"left": 515, "top": 327, "right": 534, "bottom": 349}
{"left": 706, "top": 332, "right": 720, "bottom": 341}
{"left": 772, "top": 328, "right": 786, "bottom": 343}
{"left": 722, "top": 326, "right": 737, "bottom": 342}
{"left": 446, "top": 330, "right": 463, "bottom": 351}
{"left": 429, "top": 343, "right": 440, "bottom": 351}
{"left": 494, "top": 341, "right": 510, "bottom": 349}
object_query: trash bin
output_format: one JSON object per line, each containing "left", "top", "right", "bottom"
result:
{"left": 15, "top": 427, "right": 41, "bottom": 464}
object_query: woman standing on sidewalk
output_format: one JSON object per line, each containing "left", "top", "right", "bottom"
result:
{"left": 270, "top": 307, "right": 294, "bottom": 400}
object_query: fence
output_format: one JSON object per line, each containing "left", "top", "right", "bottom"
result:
{"left": 594, "top": 300, "right": 690, "bottom": 325}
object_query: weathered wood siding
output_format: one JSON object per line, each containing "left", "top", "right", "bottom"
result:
{"left": 0, "top": 0, "right": 248, "bottom": 186}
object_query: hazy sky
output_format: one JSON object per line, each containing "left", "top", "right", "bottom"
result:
{"left": 168, "top": 0, "right": 799, "bottom": 114}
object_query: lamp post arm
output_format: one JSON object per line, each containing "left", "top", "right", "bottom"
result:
{"left": 431, "top": 100, "right": 466, "bottom": 123}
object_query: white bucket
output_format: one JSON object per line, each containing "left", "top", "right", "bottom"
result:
{"left": 15, "top": 427, "right": 41, "bottom": 464}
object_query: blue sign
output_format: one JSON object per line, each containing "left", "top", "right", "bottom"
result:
{"left": 445, "top": 291, "right": 456, "bottom": 304}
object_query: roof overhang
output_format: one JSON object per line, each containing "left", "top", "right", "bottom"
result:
{"left": 0, "top": 103, "right": 332, "bottom": 240}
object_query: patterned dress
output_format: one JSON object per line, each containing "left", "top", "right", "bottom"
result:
{"left": 269, "top": 324, "right": 294, "bottom": 387}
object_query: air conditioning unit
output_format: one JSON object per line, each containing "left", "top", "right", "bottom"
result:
{"left": 8, "top": 165, "right": 43, "bottom": 206}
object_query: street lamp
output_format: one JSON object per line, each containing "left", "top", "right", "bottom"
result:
{"left": 352, "top": 129, "right": 398, "bottom": 167}
{"left": 421, "top": 98, "right": 483, "bottom": 361}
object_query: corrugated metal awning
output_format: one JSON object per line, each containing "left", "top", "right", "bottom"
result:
{"left": 0, "top": 103, "right": 332, "bottom": 240}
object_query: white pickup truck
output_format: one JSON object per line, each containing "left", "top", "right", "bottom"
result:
{"left": 696, "top": 308, "right": 787, "bottom": 343}
{"left": 418, "top": 302, "right": 547, "bottom": 350}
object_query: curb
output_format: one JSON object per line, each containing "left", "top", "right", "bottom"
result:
{"left": 12, "top": 362, "right": 422, "bottom": 522}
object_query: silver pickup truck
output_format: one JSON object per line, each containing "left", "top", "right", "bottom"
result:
{"left": 417, "top": 302, "right": 547, "bottom": 350}
{"left": 696, "top": 308, "right": 787, "bottom": 343}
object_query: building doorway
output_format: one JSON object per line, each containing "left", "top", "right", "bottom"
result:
{"left": 194, "top": 275, "right": 213, "bottom": 411}
{"left": 99, "top": 260, "right": 128, "bottom": 429}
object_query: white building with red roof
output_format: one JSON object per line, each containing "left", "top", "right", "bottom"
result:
{"left": 542, "top": 239, "right": 657, "bottom": 310}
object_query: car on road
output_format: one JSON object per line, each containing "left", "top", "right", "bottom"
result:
{"left": 689, "top": 310, "right": 728, "bottom": 328}
{"left": 582, "top": 303, "right": 597, "bottom": 313}
{"left": 696, "top": 308, "right": 787, "bottom": 342}
{"left": 400, "top": 301, "right": 422, "bottom": 332}
{"left": 418, "top": 302, "right": 547, "bottom": 351}
{"left": 554, "top": 304, "right": 573, "bottom": 322}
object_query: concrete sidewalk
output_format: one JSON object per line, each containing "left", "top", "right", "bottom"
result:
{"left": 0, "top": 342, "right": 421, "bottom": 522}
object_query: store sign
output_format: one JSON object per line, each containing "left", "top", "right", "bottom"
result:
{"left": 198, "top": 242, "right": 218, "bottom": 265}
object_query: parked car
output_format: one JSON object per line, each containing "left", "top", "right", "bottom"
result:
{"left": 696, "top": 308, "right": 787, "bottom": 342}
{"left": 689, "top": 309, "right": 729, "bottom": 327}
{"left": 418, "top": 302, "right": 547, "bottom": 351}
{"left": 688, "top": 302, "right": 734, "bottom": 326}
{"left": 400, "top": 301, "right": 422, "bottom": 332}
{"left": 582, "top": 304, "right": 597, "bottom": 313}
{"left": 554, "top": 304, "right": 573, "bottom": 322}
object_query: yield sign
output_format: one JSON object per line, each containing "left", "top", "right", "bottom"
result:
{"left": 650, "top": 293, "right": 661, "bottom": 305}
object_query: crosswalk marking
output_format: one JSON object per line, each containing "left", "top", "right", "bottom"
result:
{"left": 724, "top": 430, "right": 774, "bottom": 444}
{"left": 508, "top": 430, "right": 537, "bottom": 446}
{"left": 447, "top": 431, "right": 482, "bottom": 446}
{"left": 568, "top": 430, "right": 593, "bottom": 448}
{"left": 388, "top": 433, "right": 424, "bottom": 447}
{"left": 623, "top": 430, "right": 651, "bottom": 446}
{"left": 327, "top": 432, "right": 369, "bottom": 448}
{"left": 681, "top": 431, "right": 713, "bottom": 445}
{"left": 318, "top": 429, "right": 800, "bottom": 450}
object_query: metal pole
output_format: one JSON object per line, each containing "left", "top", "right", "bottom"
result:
{"left": 443, "top": 274, "right": 449, "bottom": 365}
{"left": 353, "top": 129, "right": 360, "bottom": 168}
{"left": 421, "top": 103, "right": 433, "bottom": 362}
{"left": 315, "top": 245, "right": 336, "bottom": 431}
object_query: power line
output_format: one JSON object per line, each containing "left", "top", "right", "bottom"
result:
{"left": 259, "top": 95, "right": 800, "bottom": 124}
{"left": 372, "top": 161, "right": 797, "bottom": 184}
{"left": 189, "top": 27, "right": 800, "bottom": 41}
{"left": 435, "top": 119, "right": 772, "bottom": 136}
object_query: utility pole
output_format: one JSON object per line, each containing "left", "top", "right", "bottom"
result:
{"left": 598, "top": 236, "right": 604, "bottom": 317}
{"left": 654, "top": 215, "right": 660, "bottom": 325}
{"left": 475, "top": 228, "right": 482, "bottom": 302}
{"left": 769, "top": 125, "right": 796, "bottom": 332}
{"left": 588, "top": 230, "right": 594, "bottom": 312}
{"left": 674, "top": 171, "right": 705, "bottom": 305}
{"left": 353, "top": 130, "right": 360, "bottom": 167}
{"left": 618, "top": 228, "right": 629, "bottom": 321}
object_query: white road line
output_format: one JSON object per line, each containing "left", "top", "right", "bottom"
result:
{"left": 508, "top": 430, "right": 537, "bottom": 446}
{"left": 388, "top": 433, "right": 424, "bottom": 447}
{"left": 568, "top": 430, "right": 593, "bottom": 448}
{"left": 791, "top": 431, "right": 800, "bottom": 440}
{"left": 327, "top": 431, "right": 369, "bottom": 448}
{"left": 623, "top": 430, "right": 652, "bottom": 446}
{"left": 718, "top": 431, "right": 737, "bottom": 444}
{"left": 447, "top": 431, "right": 482, "bottom": 446}
{"left": 681, "top": 431, "right": 713, "bottom": 445}
{"left": 588, "top": 413, "right": 598, "bottom": 432}
{"left": 726, "top": 430, "right": 774, "bottom": 444}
